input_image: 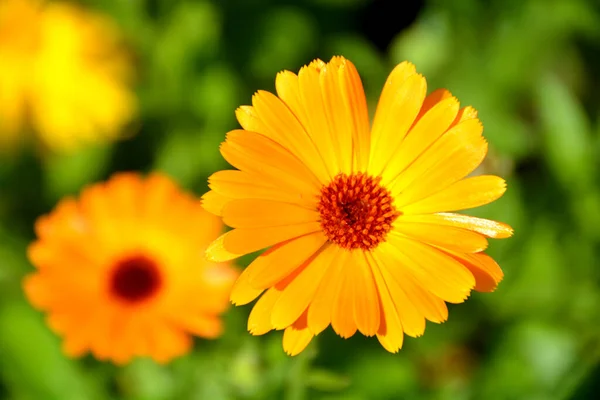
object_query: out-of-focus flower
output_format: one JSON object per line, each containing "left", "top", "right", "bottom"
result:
{"left": 203, "top": 56, "right": 513, "bottom": 355}
{"left": 24, "top": 173, "right": 238, "bottom": 364}
{"left": 0, "top": 0, "right": 136, "bottom": 152}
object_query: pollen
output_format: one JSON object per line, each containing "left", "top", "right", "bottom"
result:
{"left": 109, "top": 254, "right": 162, "bottom": 304}
{"left": 318, "top": 173, "right": 400, "bottom": 251}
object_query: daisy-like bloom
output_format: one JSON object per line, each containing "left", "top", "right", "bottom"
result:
{"left": 0, "top": 0, "right": 136, "bottom": 152}
{"left": 203, "top": 56, "right": 513, "bottom": 355}
{"left": 23, "top": 173, "right": 238, "bottom": 364}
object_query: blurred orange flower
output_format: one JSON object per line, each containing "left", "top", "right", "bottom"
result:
{"left": 0, "top": 0, "right": 136, "bottom": 152}
{"left": 24, "top": 173, "right": 238, "bottom": 364}
{"left": 203, "top": 56, "right": 513, "bottom": 355}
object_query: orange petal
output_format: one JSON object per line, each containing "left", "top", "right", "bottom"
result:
{"left": 452, "top": 106, "right": 478, "bottom": 125}
{"left": 444, "top": 251, "right": 504, "bottom": 292}
{"left": 370, "top": 251, "right": 426, "bottom": 337}
{"left": 222, "top": 199, "right": 318, "bottom": 229}
{"left": 220, "top": 130, "right": 321, "bottom": 195}
{"left": 393, "top": 221, "right": 488, "bottom": 253}
{"left": 402, "top": 175, "right": 507, "bottom": 215}
{"left": 142, "top": 173, "right": 181, "bottom": 217}
{"left": 330, "top": 250, "right": 357, "bottom": 338}
{"left": 271, "top": 244, "right": 335, "bottom": 330}
{"left": 367, "top": 254, "right": 405, "bottom": 352}
{"left": 391, "top": 118, "right": 487, "bottom": 204}
{"left": 205, "top": 231, "right": 245, "bottom": 262}
{"left": 230, "top": 265, "right": 265, "bottom": 306}
{"left": 247, "top": 288, "right": 281, "bottom": 335}
{"left": 282, "top": 311, "right": 314, "bottom": 356}
{"left": 397, "top": 213, "right": 513, "bottom": 239}
{"left": 251, "top": 90, "right": 330, "bottom": 183}
{"left": 201, "top": 190, "right": 230, "bottom": 217}
{"left": 246, "top": 232, "right": 327, "bottom": 290}
{"left": 369, "top": 66, "right": 426, "bottom": 176}
{"left": 207, "top": 222, "right": 322, "bottom": 261}
{"left": 351, "top": 252, "right": 380, "bottom": 336}
{"left": 307, "top": 246, "right": 344, "bottom": 335}
{"left": 382, "top": 96, "right": 459, "bottom": 185}
{"left": 295, "top": 60, "right": 341, "bottom": 177}
{"left": 414, "top": 88, "right": 454, "bottom": 123}
{"left": 383, "top": 236, "right": 475, "bottom": 303}
{"left": 208, "top": 170, "right": 315, "bottom": 208}
{"left": 105, "top": 172, "right": 144, "bottom": 221}
{"left": 339, "top": 58, "right": 370, "bottom": 171}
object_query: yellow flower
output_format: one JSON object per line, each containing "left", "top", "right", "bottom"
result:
{"left": 0, "top": 0, "right": 136, "bottom": 152}
{"left": 203, "top": 56, "right": 513, "bottom": 355}
{"left": 24, "top": 173, "right": 238, "bottom": 364}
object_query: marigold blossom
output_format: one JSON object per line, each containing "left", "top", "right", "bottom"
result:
{"left": 24, "top": 173, "right": 238, "bottom": 364}
{"left": 0, "top": 0, "right": 136, "bottom": 152}
{"left": 203, "top": 56, "right": 513, "bottom": 355}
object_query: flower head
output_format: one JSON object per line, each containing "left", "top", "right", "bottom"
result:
{"left": 24, "top": 173, "right": 238, "bottom": 364}
{"left": 0, "top": 0, "right": 136, "bottom": 152}
{"left": 203, "top": 56, "right": 513, "bottom": 355}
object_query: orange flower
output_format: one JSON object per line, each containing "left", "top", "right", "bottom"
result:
{"left": 24, "top": 173, "right": 238, "bottom": 364}
{"left": 203, "top": 56, "right": 513, "bottom": 356}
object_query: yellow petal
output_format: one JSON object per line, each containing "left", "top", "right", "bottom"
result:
{"left": 247, "top": 288, "right": 281, "bottom": 335}
{"left": 220, "top": 130, "right": 321, "bottom": 195}
{"left": 397, "top": 213, "right": 513, "bottom": 239}
{"left": 383, "top": 236, "right": 475, "bottom": 303}
{"left": 208, "top": 170, "right": 316, "bottom": 208}
{"left": 201, "top": 190, "right": 230, "bottom": 217}
{"left": 352, "top": 252, "right": 380, "bottom": 336}
{"left": 414, "top": 88, "right": 454, "bottom": 122}
{"left": 444, "top": 251, "right": 504, "bottom": 292}
{"left": 246, "top": 231, "right": 328, "bottom": 290}
{"left": 282, "top": 311, "right": 314, "bottom": 356}
{"left": 393, "top": 221, "right": 488, "bottom": 253}
{"left": 453, "top": 106, "right": 478, "bottom": 124}
{"left": 330, "top": 251, "right": 357, "bottom": 338}
{"left": 222, "top": 199, "right": 318, "bottom": 228}
{"left": 339, "top": 59, "right": 370, "bottom": 171}
{"left": 275, "top": 70, "right": 309, "bottom": 127}
{"left": 381, "top": 96, "right": 459, "bottom": 185}
{"left": 222, "top": 222, "right": 322, "bottom": 257}
{"left": 230, "top": 265, "right": 265, "bottom": 306}
{"left": 391, "top": 118, "right": 487, "bottom": 204}
{"left": 295, "top": 60, "right": 340, "bottom": 177}
{"left": 271, "top": 244, "right": 334, "bottom": 330}
{"left": 402, "top": 175, "right": 507, "bottom": 215}
{"left": 370, "top": 251, "right": 426, "bottom": 337}
{"left": 251, "top": 90, "right": 330, "bottom": 183}
{"left": 369, "top": 68, "right": 426, "bottom": 176}
{"left": 319, "top": 57, "right": 353, "bottom": 173}
{"left": 307, "top": 246, "right": 344, "bottom": 335}
{"left": 205, "top": 231, "right": 245, "bottom": 262}
{"left": 367, "top": 253, "right": 404, "bottom": 352}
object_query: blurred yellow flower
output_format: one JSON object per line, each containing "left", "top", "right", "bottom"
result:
{"left": 203, "top": 56, "right": 513, "bottom": 355}
{"left": 24, "top": 173, "right": 238, "bottom": 364}
{"left": 0, "top": 0, "right": 136, "bottom": 152}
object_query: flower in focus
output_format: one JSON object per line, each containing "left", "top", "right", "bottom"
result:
{"left": 203, "top": 56, "right": 513, "bottom": 355}
{"left": 24, "top": 173, "right": 238, "bottom": 364}
{"left": 0, "top": 0, "right": 136, "bottom": 152}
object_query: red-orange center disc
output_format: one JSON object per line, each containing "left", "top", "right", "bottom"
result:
{"left": 318, "top": 173, "right": 400, "bottom": 250}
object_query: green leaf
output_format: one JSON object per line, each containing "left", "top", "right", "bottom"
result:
{"left": 536, "top": 73, "right": 595, "bottom": 192}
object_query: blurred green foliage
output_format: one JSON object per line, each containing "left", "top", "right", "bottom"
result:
{"left": 1, "top": 0, "right": 599, "bottom": 399}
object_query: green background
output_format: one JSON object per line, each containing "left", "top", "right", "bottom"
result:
{"left": 1, "top": 0, "right": 599, "bottom": 399}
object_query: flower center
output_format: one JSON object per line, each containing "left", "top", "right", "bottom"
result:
{"left": 109, "top": 255, "right": 162, "bottom": 304}
{"left": 318, "top": 173, "right": 400, "bottom": 250}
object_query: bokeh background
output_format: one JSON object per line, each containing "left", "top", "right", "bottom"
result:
{"left": 1, "top": 0, "right": 599, "bottom": 399}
